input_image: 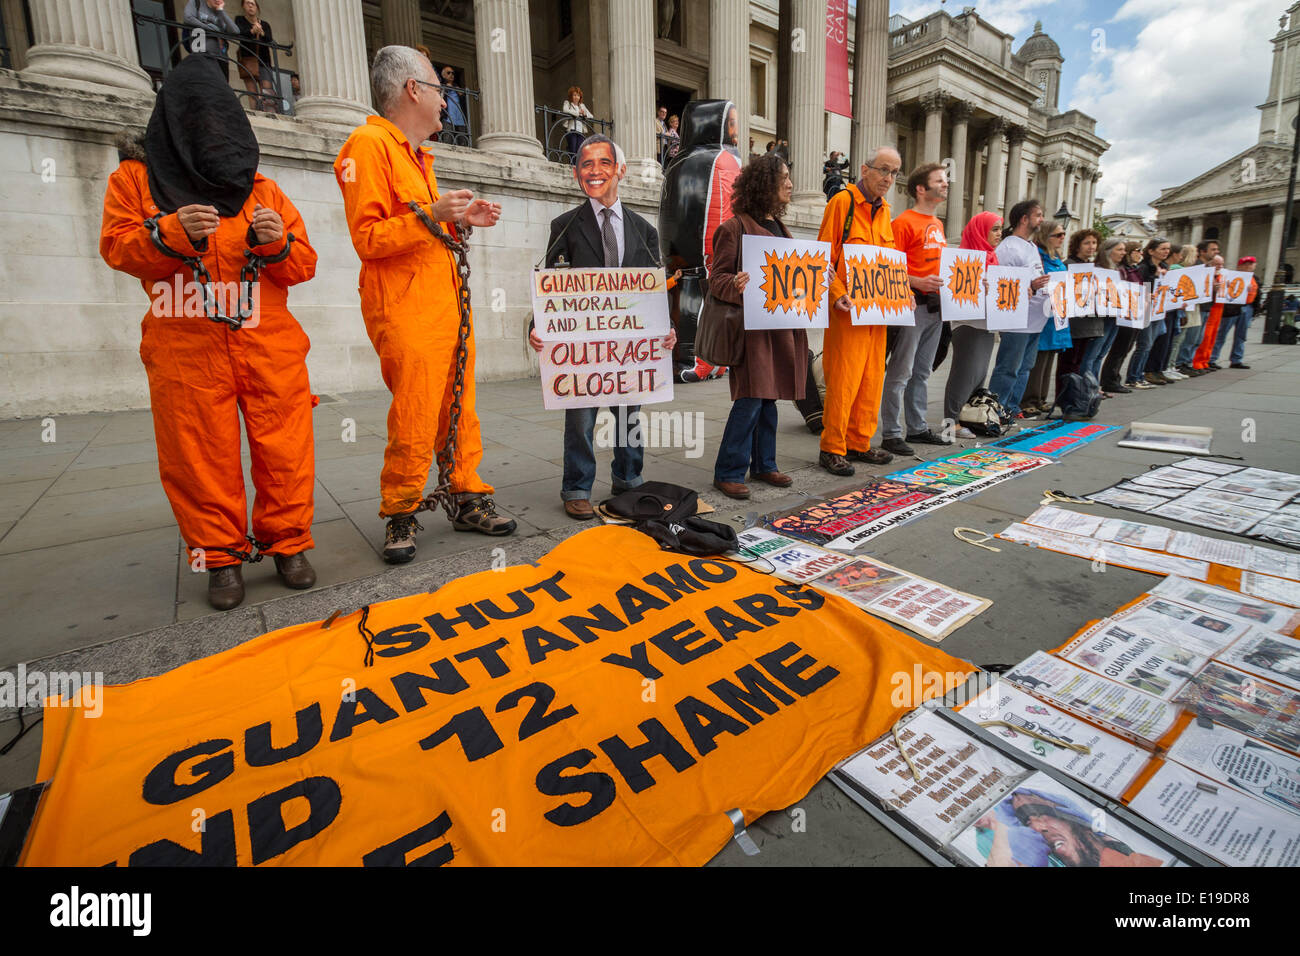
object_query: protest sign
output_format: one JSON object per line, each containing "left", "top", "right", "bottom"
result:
{"left": 537, "top": 337, "right": 673, "bottom": 410}
{"left": 1161, "top": 263, "right": 1212, "bottom": 308}
{"left": 1174, "top": 662, "right": 1300, "bottom": 753}
{"left": 1043, "top": 273, "right": 1069, "bottom": 330}
{"left": 1129, "top": 761, "right": 1300, "bottom": 866}
{"left": 1165, "top": 720, "right": 1300, "bottom": 817}
{"left": 967, "top": 683, "right": 1149, "bottom": 799}
{"left": 1119, "top": 281, "right": 1147, "bottom": 329}
{"left": 740, "top": 234, "right": 832, "bottom": 329}
{"left": 1067, "top": 263, "right": 1097, "bottom": 319}
{"left": 532, "top": 267, "right": 670, "bottom": 340}
{"left": 1095, "top": 268, "right": 1121, "bottom": 318}
{"left": 985, "top": 420, "right": 1119, "bottom": 457}
{"left": 950, "top": 771, "right": 1178, "bottom": 867}
{"left": 843, "top": 244, "right": 915, "bottom": 325}
{"left": 1216, "top": 268, "right": 1255, "bottom": 306}
{"left": 22, "top": 525, "right": 974, "bottom": 866}
{"left": 984, "top": 265, "right": 1031, "bottom": 330}
{"left": 938, "top": 248, "right": 986, "bottom": 323}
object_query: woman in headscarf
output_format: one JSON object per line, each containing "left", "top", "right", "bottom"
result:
{"left": 943, "top": 211, "right": 1002, "bottom": 438}
{"left": 99, "top": 54, "right": 319, "bottom": 612}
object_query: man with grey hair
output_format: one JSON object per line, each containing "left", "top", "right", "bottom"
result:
{"left": 815, "top": 145, "right": 909, "bottom": 475}
{"left": 334, "top": 46, "right": 516, "bottom": 564}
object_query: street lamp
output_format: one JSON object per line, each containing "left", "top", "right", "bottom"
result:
{"left": 1055, "top": 202, "right": 1072, "bottom": 222}
{"left": 1265, "top": 110, "right": 1300, "bottom": 343}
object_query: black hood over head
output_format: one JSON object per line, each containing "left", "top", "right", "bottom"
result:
{"left": 145, "top": 54, "right": 258, "bottom": 217}
{"left": 678, "top": 99, "right": 739, "bottom": 155}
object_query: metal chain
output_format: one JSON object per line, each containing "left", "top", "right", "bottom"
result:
{"left": 407, "top": 200, "right": 473, "bottom": 521}
{"left": 143, "top": 216, "right": 293, "bottom": 330}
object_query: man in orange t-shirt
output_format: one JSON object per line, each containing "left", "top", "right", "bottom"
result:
{"left": 879, "top": 163, "right": 952, "bottom": 456}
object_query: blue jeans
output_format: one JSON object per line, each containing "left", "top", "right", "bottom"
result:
{"left": 562, "top": 405, "right": 644, "bottom": 500}
{"left": 714, "top": 398, "right": 778, "bottom": 483}
{"left": 1087, "top": 321, "right": 1116, "bottom": 382}
{"left": 988, "top": 331, "right": 1040, "bottom": 416}
{"left": 1128, "top": 318, "right": 1162, "bottom": 383}
{"left": 1211, "top": 306, "right": 1253, "bottom": 365}
{"left": 1176, "top": 321, "right": 1204, "bottom": 367}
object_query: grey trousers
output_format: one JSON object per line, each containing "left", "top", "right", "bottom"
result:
{"left": 943, "top": 324, "right": 998, "bottom": 424}
{"left": 880, "top": 303, "right": 943, "bottom": 439}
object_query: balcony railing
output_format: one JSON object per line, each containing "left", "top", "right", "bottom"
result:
{"left": 131, "top": 11, "right": 296, "bottom": 115}
{"left": 437, "top": 83, "right": 480, "bottom": 148}
{"left": 536, "top": 105, "right": 613, "bottom": 164}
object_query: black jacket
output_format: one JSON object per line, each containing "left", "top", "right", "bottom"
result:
{"left": 545, "top": 200, "right": 661, "bottom": 269}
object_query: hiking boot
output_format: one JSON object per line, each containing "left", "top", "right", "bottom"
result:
{"left": 208, "top": 564, "right": 245, "bottom": 611}
{"left": 274, "top": 552, "right": 317, "bottom": 589}
{"left": 384, "top": 513, "right": 423, "bottom": 564}
{"left": 880, "top": 436, "right": 914, "bottom": 456}
{"left": 847, "top": 447, "right": 894, "bottom": 465}
{"left": 453, "top": 494, "right": 516, "bottom": 536}
{"left": 819, "top": 451, "right": 855, "bottom": 476}
{"left": 1145, "top": 372, "right": 1168, "bottom": 385}
{"left": 1207, "top": 362, "right": 1222, "bottom": 371}
{"left": 713, "top": 479, "right": 751, "bottom": 499}
{"left": 907, "top": 429, "right": 953, "bottom": 446}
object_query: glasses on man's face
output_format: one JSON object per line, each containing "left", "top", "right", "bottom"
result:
{"left": 867, "top": 164, "right": 901, "bottom": 179}
{"left": 412, "top": 78, "right": 444, "bottom": 100}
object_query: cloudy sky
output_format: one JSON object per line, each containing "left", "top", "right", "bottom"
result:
{"left": 885, "top": 0, "right": 1286, "bottom": 218}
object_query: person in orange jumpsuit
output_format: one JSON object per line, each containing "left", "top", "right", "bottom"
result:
{"left": 99, "top": 54, "right": 318, "bottom": 611}
{"left": 816, "top": 146, "right": 909, "bottom": 476}
{"left": 335, "top": 45, "right": 515, "bottom": 564}
{"left": 1192, "top": 257, "right": 1227, "bottom": 370}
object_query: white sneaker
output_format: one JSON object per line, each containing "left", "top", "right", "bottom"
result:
{"left": 1164, "top": 368, "right": 1186, "bottom": 380}
{"left": 956, "top": 426, "right": 976, "bottom": 439}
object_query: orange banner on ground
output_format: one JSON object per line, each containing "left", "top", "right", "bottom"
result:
{"left": 23, "top": 526, "right": 972, "bottom": 866}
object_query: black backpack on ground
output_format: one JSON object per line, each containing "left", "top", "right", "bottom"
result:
{"left": 1052, "top": 371, "right": 1102, "bottom": 421}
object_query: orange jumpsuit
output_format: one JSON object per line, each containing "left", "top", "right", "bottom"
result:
{"left": 1193, "top": 297, "right": 1224, "bottom": 369}
{"left": 100, "top": 162, "right": 318, "bottom": 568}
{"left": 334, "top": 116, "right": 492, "bottom": 518}
{"left": 817, "top": 184, "right": 897, "bottom": 457}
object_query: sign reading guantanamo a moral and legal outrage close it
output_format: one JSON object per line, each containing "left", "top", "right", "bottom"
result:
{"left": 22, "top": 526, "right": 972, "bottom": 867}
{"left": 532, "top": 267, "right": 674, "bottom": 410}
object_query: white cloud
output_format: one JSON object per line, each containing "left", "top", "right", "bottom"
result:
{"left": 1069, "top": 0, "right": 1279, "bottom": 219}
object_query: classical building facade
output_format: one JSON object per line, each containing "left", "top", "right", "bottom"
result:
{"left": 0, "top": 1, "right": 1103, "bottom": 416}
{"left": 1152, "top": 3, "right": 1299, "bottom": 276}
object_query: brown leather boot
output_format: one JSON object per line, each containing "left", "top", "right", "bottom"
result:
{"left": 274, "top": 552, "right": 317, "bottom": 589}
{"left": 208, "top": 564, "right": 245, "bottom": 611}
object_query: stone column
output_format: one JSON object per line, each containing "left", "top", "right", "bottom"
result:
{"left": 945, "top": 100, "right": 972, "bottom": 239}
{"left": 921, "top": 92, "right": 946, "bottom": 164}
{"left": 983, "top": 118, "right": 1006, "bottom": 214}
{"left": 1265, "top": 205, "right": 1287, "bottom": 285}
{"left": 851, "top": 0, "right": 889, "bottom": 165}
{"left": 1003, "top": 125, "right": 1026, "bottom": 208}
{"left": 789, "top": 0, "right": 828, "bottom": 202}
{"left": 1226, "top": 209, "right": 1245, "bottom": 264}
{"left": 292, "top": 0, "right": 372, "bottom": 125}
{"left": 22, "top": 0, "right": 151, "bottom": 91}
{"left": 610, "top": 0, "right": 660, "bottom": 179}
{"left": 1188, "top": 214, "right": 1205, "bottom": 248}
{"left": 708, "top": 0, "right": 750, "bottom": 164}
{"left": 1047, "top": 160, "right": 1067, "bottom": 217}
{"left": 472, "top": 0, "right": 542, "bottom": 156}
{"left": 382, "top": 0, "right": 424, "bottom": 48}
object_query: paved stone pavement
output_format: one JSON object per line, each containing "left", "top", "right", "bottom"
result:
{"left": 2, "top": 333, "right": 1297, "bottom": 865}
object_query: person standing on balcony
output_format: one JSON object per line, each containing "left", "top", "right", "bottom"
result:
{"left": 183, "top": 0, "right": 238, "bottom": 69}
{"left": 562, "top": 86, "right": 594, "bottom": 163}
{"left": 334, "top": 46, "right": 517, "bottom": 564}
{"left": 439, "top": 64, "right": 468, "bottom": 143}
{"left": 234, "top": 0, "right": 277, "bottom": 112}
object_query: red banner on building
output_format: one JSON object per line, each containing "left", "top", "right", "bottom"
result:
{"left": 826, "top": 0, "right": 851, "bottom": 117}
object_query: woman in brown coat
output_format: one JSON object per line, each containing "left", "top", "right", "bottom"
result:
{"left": 709, "top": 154, "right": 806, "bottom": 499}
